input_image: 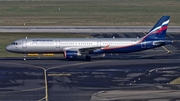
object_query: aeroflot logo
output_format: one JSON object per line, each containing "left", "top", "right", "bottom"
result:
{"left": 149, "top": 20, "right": 169, "bottom": 34}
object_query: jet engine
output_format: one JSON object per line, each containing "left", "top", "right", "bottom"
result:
{"left": 64, "top": 50, "right": 80, "bottom": 59}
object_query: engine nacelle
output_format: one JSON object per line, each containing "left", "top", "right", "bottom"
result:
{"left": 64, "top": 50, "right": 80, "bottom": 59}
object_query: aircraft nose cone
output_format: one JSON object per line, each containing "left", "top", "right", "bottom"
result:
{"left": 6, "top": 45, "right": 12, "bottom": 52}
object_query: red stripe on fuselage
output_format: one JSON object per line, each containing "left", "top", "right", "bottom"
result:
{"left": 102, "top": 43, "right": 137, "bottom": 50}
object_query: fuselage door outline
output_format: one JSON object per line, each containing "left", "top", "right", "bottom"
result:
{"left": 22, "top": 40, "right": 27, "bottom": 49}
{"left": 56, "top": 40, "right": 60, "bottom": 48}
{"left": 97, "top": 41, "right": 101, "bottom": 47}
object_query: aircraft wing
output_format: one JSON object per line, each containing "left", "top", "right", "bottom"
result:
{"left": 64, "top": 46, "right": 102, "bottom": 54}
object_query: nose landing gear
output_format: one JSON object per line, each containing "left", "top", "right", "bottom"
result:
{"left": 23, "top": 53, "right": 26, "bottom": 61}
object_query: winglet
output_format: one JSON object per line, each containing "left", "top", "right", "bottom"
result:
{"left": 104, "top": 45, "right": 110, "bottom": 49}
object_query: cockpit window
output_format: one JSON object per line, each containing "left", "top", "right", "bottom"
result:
{"left": 11, "top": 42, "right": 18, "bottom": 45}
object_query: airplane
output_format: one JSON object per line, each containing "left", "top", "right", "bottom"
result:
{"left": 6, "top": 16, "right": 172, "bottom": 61}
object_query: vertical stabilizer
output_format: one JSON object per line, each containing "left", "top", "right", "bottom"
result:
{"left": 143, "top": 16, "right": 170, "bottom": 40}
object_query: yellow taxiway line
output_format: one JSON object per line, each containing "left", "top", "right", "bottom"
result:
{"left": 161, "top": 46, "right": 171, "bottom": 53}
{"left": 38, "top": 97, "right": 46, "bottom": 101}
{"left": 44, "top": 70, "right": 48, "bottom": 101}
{"left": 0, "top": 62, "right": 48, "bottom": 101}
{"left": 0, "top": 60, "right": 111, "bottom": 101}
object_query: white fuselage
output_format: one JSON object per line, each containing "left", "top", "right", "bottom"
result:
{"left": 6, "top": 38, "right": 142, "bottom": 53}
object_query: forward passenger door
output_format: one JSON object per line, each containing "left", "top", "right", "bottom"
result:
{"left": 56, "top": 40, "right": 60, "bottom": 49}
{"left": 22, "top": 40, "right": 27, "bottom": 49}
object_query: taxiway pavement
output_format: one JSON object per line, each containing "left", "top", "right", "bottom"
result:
{"left": 0, "top": 26, "right": 180, "bottom": 33}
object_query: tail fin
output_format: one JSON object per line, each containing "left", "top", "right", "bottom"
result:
{"left": 143, "top": 16, "right": 170, "bottom": 40}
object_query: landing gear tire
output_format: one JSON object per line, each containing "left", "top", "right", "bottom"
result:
{"left": 23, "top": 54, "right": 27, "bottom": 61}
{"left": 85, "top": 56, "right": 91, "bottom": 61}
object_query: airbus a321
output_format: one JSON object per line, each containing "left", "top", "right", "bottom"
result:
{"left": 6, "top": 16, "right": 172, "bottom": 61}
